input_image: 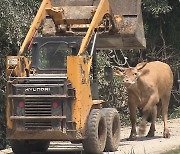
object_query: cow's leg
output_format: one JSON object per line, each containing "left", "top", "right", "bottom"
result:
{"left": 127, "top": 101, "right": 137, "bottom": 141}
{"left": 161, "top": 94, "right": 171, "bottom": 138}
{"left": 139, "top": 93, "right": 159, "bottom": 136}
{"left": 146, "top": 105, "right": 157, "bottom": 137}
{"left": 138, "top": 110, "right": 148, "bottom": 136}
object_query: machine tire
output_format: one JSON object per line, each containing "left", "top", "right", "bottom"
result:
{"left": 30, "top": 140, "right": 50, "bottom": 152}
{"left": 83, "top": 109, "right": 107, "bottom": 153}
{"left": 10, "top": 140, "right": 50, "bottom": 154}
{"left": 103, "top": 108, "right": 121, "bottom": 152}
{"left": 10, "top": 140, "right": 31, "bottom": 154}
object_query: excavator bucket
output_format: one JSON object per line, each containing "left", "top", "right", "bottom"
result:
{"left": 44, "top": 0, "right": 146, "bottom": 49}
{"left": 97, "top": 0, "right": 146, "bottom": 49}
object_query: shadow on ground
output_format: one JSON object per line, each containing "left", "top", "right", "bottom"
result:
{"left": 33, "top": 152, "right": 84, "bottom": 154}
{"left": 121, "top": 135, "right": 162, "bottom": 142}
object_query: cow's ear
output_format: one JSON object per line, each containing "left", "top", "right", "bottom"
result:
{"left": 136, "top": 62, "right": 147, "bottom": 70}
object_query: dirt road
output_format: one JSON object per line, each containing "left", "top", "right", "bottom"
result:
{"left": 119, "top": 118, "right": 180, "bottom": 154}
{"left": 1, "top": 118, "right": 180, "bottom": 154}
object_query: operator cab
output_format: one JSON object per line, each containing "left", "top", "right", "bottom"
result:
{"left": 38, "top": 42, "right": 71, "bottom": 70}
{"left": 31, "top": 36, "right": 83, "bottom": 74}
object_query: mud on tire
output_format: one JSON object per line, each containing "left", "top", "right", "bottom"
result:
{"left": 103, "top": 108, "right": 121, "bottom": 152}
{"left": 82, "top": 109, "right": 107, "bottom": 153}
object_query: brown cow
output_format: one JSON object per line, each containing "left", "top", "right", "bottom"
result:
{"left": 114, "top": 61, "right": 173, "bottom": 140}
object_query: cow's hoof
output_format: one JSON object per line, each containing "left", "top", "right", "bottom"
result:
{"left": 146, "top": 131, "right": 155, "bottom": 137}
{"left": 127, "top": 132, "right": 137, "bottom": 141}
{"left": 163, "top": 130, "right": 170, "bottom": 138}
{"left": 127, "top": 136, "right": 137, "bottom": 141}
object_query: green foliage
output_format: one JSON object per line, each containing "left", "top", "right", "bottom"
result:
{"left": 97, "top": 51, "right": 128, "bottom": 109}
{"left": 169, "top": 106, "right": 180, "bottom": 119}
{"left": 0, "top": 0, "right": 40, "bottom": 47}
{"left": 97, "top": 51, "right": 129, "bottom": 126}
{"left": 165, "top": 1, "right": 180, "bottom": 49}
{"left": 142, "top": 0, "right": 172, "bottom": 15}
{"left": 0, "top": 92, "right": 6, "bottom": 149}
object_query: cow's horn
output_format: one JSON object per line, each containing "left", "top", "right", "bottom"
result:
{"left": 113, "top": 66, "right": 126, "bottom": 72}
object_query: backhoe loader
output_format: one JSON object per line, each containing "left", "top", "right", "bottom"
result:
{"left": 6, "top": 0, "right": 146, "bottom": 153}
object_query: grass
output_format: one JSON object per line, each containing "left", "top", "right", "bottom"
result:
{"left": 169, "top": 106, "right": 180, "bottom": 119}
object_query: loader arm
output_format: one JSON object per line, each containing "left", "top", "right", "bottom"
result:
{"left": 78, "top": 0, "right": 110, "bottom": 56}
{"left": 19, "top": 0, "right": 52, "bottom": 55}
{"left": 78, "top": 0, "right": 110, "bottom": 74}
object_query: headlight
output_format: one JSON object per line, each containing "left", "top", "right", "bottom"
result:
{"left": 8, "top": 57, "right": 18, "bottom": 65}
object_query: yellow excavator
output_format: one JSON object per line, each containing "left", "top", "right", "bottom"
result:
{"left": 6, "top": 0, "right": 146, "bottom": 153}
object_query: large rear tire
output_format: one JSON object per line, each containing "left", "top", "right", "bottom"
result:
{"left": 10, "top": 140, "right": 50, "bottom": 154}
{"left": 11, "top": 140, "right": 31, "bottom": 154}
{"left": 29, "top": 140, "right": 50, "bottom": 152}
{"left": 83, "top": 109, "right": 107, "bottom": 154}
{"left": 103, "top": 108, "right": 121, "bottom": 152}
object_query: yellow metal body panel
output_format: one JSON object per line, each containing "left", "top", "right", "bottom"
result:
{"left": 6, "top": 56, "right": 30, "bottom": 78}
{"left": 46, "top": 7, "right": 63, "bottom": 21}
{"left": 67, "top": 56, "right": 93, "bottom": 134}
{"left": 6, "top": 56, "right": 30, "bottom": 129}
{"left": 6, "top": 83, "right": 12, "bottom": 129}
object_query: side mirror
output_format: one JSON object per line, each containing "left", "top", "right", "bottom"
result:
{"left": 104, "top": 67, "right": 113, "bottom": 82}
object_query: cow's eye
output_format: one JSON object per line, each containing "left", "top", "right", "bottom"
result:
{"left": 133, "top": 73, "right": 137, "bottom": 76}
